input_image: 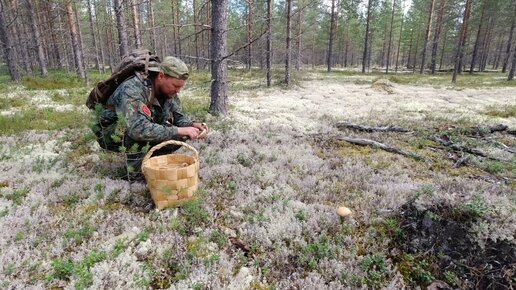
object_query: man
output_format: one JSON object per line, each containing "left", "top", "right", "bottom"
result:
{"left": 94, "top": 56, "right": 207, "bottom": 178}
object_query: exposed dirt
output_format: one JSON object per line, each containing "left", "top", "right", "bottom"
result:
{"left": 394, "top": 200, "right": 515, "bottom": 289}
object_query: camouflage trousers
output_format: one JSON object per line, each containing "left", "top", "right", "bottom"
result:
{"left": 94, "top": 123, "right": 181, "bottom": 176}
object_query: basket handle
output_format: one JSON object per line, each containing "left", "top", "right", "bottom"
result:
{"left": 141, "top": 140, "right": 199, "bottom": 172}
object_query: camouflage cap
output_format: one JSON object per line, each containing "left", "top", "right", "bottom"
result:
{"left": 148, "top": 56, "right": 189, "bottom": 80}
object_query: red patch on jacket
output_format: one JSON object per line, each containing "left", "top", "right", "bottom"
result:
{"left": 141, "top": 104, "right": 151, "bottom": 118}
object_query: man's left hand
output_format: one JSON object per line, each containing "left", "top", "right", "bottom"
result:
{"left": 192, "top": 122, "right": 208, "bottom": 138}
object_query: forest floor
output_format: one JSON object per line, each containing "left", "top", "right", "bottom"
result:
{"left": 0, "top": 69, "right": 515, "bottom": 289}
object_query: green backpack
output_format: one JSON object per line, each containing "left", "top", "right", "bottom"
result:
{"left": 86, "top": 49, "right": 160, "bottom": 109}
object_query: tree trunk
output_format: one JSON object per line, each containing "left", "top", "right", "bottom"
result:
{"left": 439, "top": 28, "right": 448, "bottom": 70}
{"left": 148, "top": 0, "right": 157, "bottom": 53}
{"left": 66, "top": 1, "right": 85, "bottom": 78}
{"left": 502, "top": 1, "right": 516, "bottom": 73}
{"left": 130, "top": 0, "right": 141, "bottom": 49}
{"left": 175, "top": 0, "right": 182, "bottom": 56}
{"left": 420, "top": 0, "right": 435, "bottom": 74}
{"left": 113, "top": 0, "right": 129, "bottom": 58}
{"left": 296, "top": 3, "right": 302, "bottom": 70}
{"left": 246, "top": 0, "right": 253, "bottom": 70}
{"left": 431, "top": 0, "right": 447, "bottom": 74}
{"left": 45, "top": 1, "right": 62, "bottom": 69}
{"left": 210, "top": 0, "right": 228, "bottom": 115}
{"left": 93, "top": 0, "right": 106, "bottom": 73}
{"left": 285, "top": 0, "right": 292, "bottom": 85}
{"left": 74, "top": 1, "right": 88, "bottom": 82}
{"left": 395, "top": 12, "right": 404, "bottom": 72}
{"left": 193, "top": 0, "right": 200, "bottom": 70}
{"left": 469, "top": 0, "right": 488, "bottom": 74}
{"left": 105, "top": 0, "right": 115, "bottom": 71}
{"left": 266, "top": 0, "right": 272, "bottom": 87}
{"left": 386, "top": 0, "right": 396, "bottom": 73}
{"left": 407, "top": 28, "right": 414, "bottom": 69}
{"left": 327, "top": 0, "right": 336, "bottom": 72}
{"left": 0, "top": 1, "right": 20, "bottom": 81}
{"left": 452, "top": 0, "right": 473, "bottom": 83}
{"left": 7, "top": 0, "right": 31, "bottom": 74}
{"left": 362, "top": 0, "right": 373, "bottom": 73}
{"left": 87, "top": 0, "right": 100, "bottom": 72}
{"left": 480, "top": 14, "right": 494, "bottom": 71}
{"left": 509, "top": 46, "right": 516, "bottom": 80}
{"left": 26, "top": 0, "right": 48, "bottom": 76}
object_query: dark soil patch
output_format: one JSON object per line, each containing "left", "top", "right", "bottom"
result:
{"left": 391, "top": 201, "right": 515, "bottom": 289}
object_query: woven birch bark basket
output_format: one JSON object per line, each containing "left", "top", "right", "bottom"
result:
{"left": 141, "top": 140, "right": 199, "bottom": 209}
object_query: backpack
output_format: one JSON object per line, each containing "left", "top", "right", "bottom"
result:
{"left": 86, "top": 49, "right": 160, "bottom": 109}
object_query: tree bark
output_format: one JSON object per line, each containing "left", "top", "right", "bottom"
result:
{"left": 209, "top": 0, "right": 228, "bottom": 115}
{"left": 469, "top": 0, "right": 488, "bottom": 74}
{"left": 246, "top": 0, "right": 253, "bottom": 70}
{"left": 431, "top": 0, "right": 447, "bottom": 74}
{"left": 296, "top": 3, "right": 302, "bottom": 70}
{"left": 395, "top": 11, "right": 404, "bottom": 72}
{"left": 509, "top": 45, "right": 516, "bottom": 80}
{"left": 25, "top": 0, "right": 48, "bottom": 76}
{"left": 148, "top": 0, "right": 157, "bottom": 53}
{"left": 74, "top": 1, "right": 88, "bottom": 82}
{"left": 266, "top": 0, "right": 272, "bottom": 87}
{"left": 362, "top": 0, "right": 373, "bottom": 73}
{"left": 66, "top": 0, "right": 85, "bottom": 78}
{"left": 87, "top": 0, "right": 100, "bottom": 72}
{"left": 193, "top": 0, "right": 200, "bottom": 70}
{"left": 0, "top": 1, "right": 20, "bottom": 81}
{"left": 502, "top": 1, "right": 516, "bottom": 73}
{"left": 452, "top": 0, "right": 473, "bottom": 83}
{"left": 130, "top": 0, "right": 141, "bottom": 49}
{"left": 327, "top": 0, "right": 336, "bottom": 72}
{"left": 285, "top": 0, "right": 292, "bottom": 85}
{"left": 113, "top": 0, "right": 129, "bottom": 58}
{"left": 420, "top": 0, "right": 435, "bottom": 74}
{"left": 386, "top": 0, "right": 396, "bottom": 73}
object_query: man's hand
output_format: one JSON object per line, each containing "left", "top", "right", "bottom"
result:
{"left": 177, "top": 127, "right": 201, "bottom": 140}
{"left": 192, "top": 122, "right": 208, "bottom": 132}
{"left": 192, "top": 122, "right": 208, "bottom": 139}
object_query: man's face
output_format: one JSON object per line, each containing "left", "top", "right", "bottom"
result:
{"left": 157, "top": 72, "right": 186, "bottom": 97}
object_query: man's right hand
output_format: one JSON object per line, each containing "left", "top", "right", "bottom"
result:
{"left": 177, "top": 127, "right": 201, "bottom": 140}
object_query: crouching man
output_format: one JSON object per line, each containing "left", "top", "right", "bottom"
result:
{"left": 93, "top": 56, "right": 207, "bottom": 180}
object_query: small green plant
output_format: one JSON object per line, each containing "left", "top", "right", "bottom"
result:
{"left": 301, "top": 236, "right": 333, "bottom": 269}
{"left": 360, "top": 254, "right": 388, "bottom": 289}
{"left": 209, "top": 230, "right": 227, "bottom": 248}
{"left": 295, "top": 209, "right": 308, "bottom": 221}
{"left": 444, "top": 270, "right": 458, "bottom": 286}
{"left": 112, "top": 238, "right": 127, "bottom": 258}
{"left": 181, "top": 199, "right": 209, "bottom": 229}
{"left": 482, "top": 160, "right": 505, "bottom": 174}
{"left": 459, "top": 195, "right": 490, "bottom": 218}
{"left": 48, "top": 258, "right": 74, "bottom": 281}
{"left": 399, "top": 254, "right": 435, "bottom": 285}
{"left": 64, "top": 223, "right": 95, "bottom": 246}
{"left": 136, "top": 230, "right": 150, "bottom": 242}
{"left": 2, "top": 188, "right": 29, "bottom": 205}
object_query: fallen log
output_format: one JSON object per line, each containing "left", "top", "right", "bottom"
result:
{"left": 432, "top": 135, "right": 487, "bottom": 157}
{"left": 432, "top": 135, "right": 511, "bottom": 162}
{"left": 336, "top": 122, "right": 411, "bottom": 133}
{"left": 337, "top": 136, "right": 424, "bottom": 161}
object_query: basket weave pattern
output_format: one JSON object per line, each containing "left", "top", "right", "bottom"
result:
{"left": 142, "top": 140, "right": 199, "bottom": 209}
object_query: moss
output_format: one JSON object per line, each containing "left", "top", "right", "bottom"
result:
{"left": 0, "top": 108, "right": 88, "bottom": 135}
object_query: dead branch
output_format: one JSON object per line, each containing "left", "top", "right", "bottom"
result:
{"left": 336, "top": 122, "right": 411, "bottom": 133}
{"left": 432, "top": 135, "right": 511, "bottom": 163}
{"left": 432, "top": 134, "right": 487, "bottom": 157}
{"left": 337, "top": 136, "right": 424, "bottom": 161}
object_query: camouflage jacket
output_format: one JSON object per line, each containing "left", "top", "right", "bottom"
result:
{"left": 97, "top": 75, "right": 193, "bottom": 145}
